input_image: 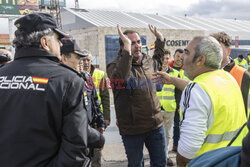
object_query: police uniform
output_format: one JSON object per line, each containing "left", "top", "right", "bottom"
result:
{"left": 60, "top": 38, "right": 105, "bottom": 160}
{"left": 81, "top": 71, "right": 105, "bottom": 128}
{"left": 81, "top": 71, "right": 105, "bottom": 159}
{"left": 0, "top": 13, "right": 89, "bottom": 167}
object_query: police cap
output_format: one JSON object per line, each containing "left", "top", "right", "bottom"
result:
{"left": 14, "top": 12, "right": 69, "bottom": 39}
{"left": 60, "top": 38, "right": 86, "bottom": 57}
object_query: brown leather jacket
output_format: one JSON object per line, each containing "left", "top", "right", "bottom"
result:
{"left": 107, "top": 39, "right": 165, "bottom": 135}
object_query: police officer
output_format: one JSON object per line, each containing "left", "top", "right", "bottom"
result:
{"left": 60, "top": 38, "right": 105, "bottom": 160}
{"left": 0, "top": 13, "right": 89, "bottom": 167}
{"left": 79, "top": 52, "right": 105, "bottom": 167}
{"left": 81, "top": 51, "right": 110, "bottom": 128}
{"left": 157, "top": 49, "right": 180, "bottom": 166}
{"left": 0, "top": 49, "right": 12, "bottom": 67}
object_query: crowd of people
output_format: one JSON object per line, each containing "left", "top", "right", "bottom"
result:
{"left": 0, "top": 12, "right": 249, "bottom": 167}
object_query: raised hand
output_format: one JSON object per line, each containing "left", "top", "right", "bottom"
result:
{"left": 117, "top": 24, "right": 131, "bottom": 52}
{"left": 148, "top": 24, "right": 164, "bottom": 41}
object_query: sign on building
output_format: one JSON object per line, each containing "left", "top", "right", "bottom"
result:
{"left": 0, "top": 0, "right": 39, "bottom": 15}
{"left": 166, "top": 40, "right": 189, "bottom": 47}
{"left": 39, "top": 0, "right": 65, "bottom": 7}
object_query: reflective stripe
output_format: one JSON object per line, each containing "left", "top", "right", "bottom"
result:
{"left": 96, "top": 88, "right": 100, "bottom": 92}
{"left": 204, "top": 127, "right": 241, "bottom": 144}
{"left": 158, "top": 96, "right": 175, "bottom": 100}
{"left": 163, "top": 87, "right": 174, "bottom": 92}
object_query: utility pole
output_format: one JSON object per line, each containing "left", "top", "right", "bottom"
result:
{"left": 50, "top": 0, "right": 62, "bottom": 29}
{"left": 75, "top": 0, "right": 79, "bottom": 8}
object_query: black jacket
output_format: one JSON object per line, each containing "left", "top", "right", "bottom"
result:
{"left": 87, "top": 125, "right": 105, "bottom": 149}
{"left": 81, "top": 71, "right": 105, "bottom": 128}
{"left": 0, "top": 48, "right": 89, "bottom": 167}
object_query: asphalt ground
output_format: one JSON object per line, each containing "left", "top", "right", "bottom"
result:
{"left": 101, "top": 105, "right": 177, "bottom": 167}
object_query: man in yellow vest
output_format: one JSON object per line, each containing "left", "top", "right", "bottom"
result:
{"left": 210, "top": 32, "right": 250, "bottom": 118}
{"left": 154, "top": 36, "right": 246, "bottom": 167}
{"left": 80, "top": 50, "right": 110, "bottom": 167}
{"left": 157, "top": 49, "right": 180, "bottom": 166}
{"left": 168, "top": 48, "right": 188, "bottom": 153}
{"left": 234, "top": 55, "right": 248, "bottom": 69}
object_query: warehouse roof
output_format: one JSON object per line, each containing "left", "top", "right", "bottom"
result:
{"left": 62, "top": 8, "right": 250, "bottom": 32}
{"left": 61, "top": 8, "right": 250, "bottom": 39}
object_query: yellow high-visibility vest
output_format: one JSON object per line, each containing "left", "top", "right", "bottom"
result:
{"left": 183, "top": 70, "right": 247, "bottom": 158}
{"left": 92, "top": 69, "right": 105, "bottom": 112}
{"left": 179, "top": 69, "right": 189, "bottom": 80}
{"left": 234, "top": 58, "right": 247, "bottom": 67}
{"left": 157, "top": 68, "right": 179, "bottom": 112}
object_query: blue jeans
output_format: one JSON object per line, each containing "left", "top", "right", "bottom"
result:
{"left": 122, "top": 125, "right": 167, "bottom": 167}
{"left": 173, "top": 109, "right": 180, "bottom": 147}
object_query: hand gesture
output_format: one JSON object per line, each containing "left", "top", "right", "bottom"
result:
{"left": 152, "top": 71, "right": 173, "bottom": 84}
{"left": 148, "top": 24, "right": 164, "bottom": 41}
{"left": 117, "top": 24, "right": 131, "bottom": 52}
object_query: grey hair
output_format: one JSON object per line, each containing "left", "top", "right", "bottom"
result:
{"left": 193, "top": 36, "right": 222, "bottom": 69}
{"left": 13, "top": 28, "right": 55, "bottom": 49}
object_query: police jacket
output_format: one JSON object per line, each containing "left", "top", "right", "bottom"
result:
{"left": 81, "top": 71, "right": 105, "bottom": 128}
{"left": 0, "top": 47, "right": 89, "bottom": 167}
{"left": 87, "top": 125, "right": 105, "bottom": 149}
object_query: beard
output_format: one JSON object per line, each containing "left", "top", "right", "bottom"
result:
{"left": 133, "top": 53, "right": 143, "bottom": 63}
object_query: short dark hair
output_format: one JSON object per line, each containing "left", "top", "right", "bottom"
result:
{"left": 62, "top": 52, "right": 71, "bottom": 58}
{"left": 210, "top": 32, "right": 232, "bottom": 48}
{"left": 174, "top": 49, "right": 183, "bottom": 54}
{"left": 119, "top": 30, "right": 140, "bottom": 47}
{"left": 238, "top": 55, "right": 244, "bottom": 59}
{"left": 164, "top": 49, "right": 171, "bottom": 55}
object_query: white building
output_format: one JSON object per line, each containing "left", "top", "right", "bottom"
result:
{"left": 61, "top": 8, "right": 250, "bottom": 71}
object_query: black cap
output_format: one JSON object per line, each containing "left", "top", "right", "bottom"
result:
{"left": 14, "top": 12, "right": 69, "bottom": 39}
{"left": 0, "top": 53, "right": 11, "bottom": 63}
{"left": 60, "top": 38, "right": 86, "bottom": 57}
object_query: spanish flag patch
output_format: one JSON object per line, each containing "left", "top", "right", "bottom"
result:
{"left": 32, "top": 77, "right": 49, "bottom": 84}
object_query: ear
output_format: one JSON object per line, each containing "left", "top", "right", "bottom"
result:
{"left": 196, "top": 55, "right": 206, "bottom": 66}
{"left": 61, "top": 54, "right": 67, "bottom": 64}
{"left": 40, "top": 36, "right": 50, "bottom": 51}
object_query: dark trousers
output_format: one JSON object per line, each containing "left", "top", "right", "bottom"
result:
{"left": 122, "top": 125, "right": 167, "bottom": 167}
{"left": 173, "top": 109, "right": 180, "bottom": 147}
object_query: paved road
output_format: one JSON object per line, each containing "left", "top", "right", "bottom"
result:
{"left": 101, "top": 105, "right": 177, "bottom": 166}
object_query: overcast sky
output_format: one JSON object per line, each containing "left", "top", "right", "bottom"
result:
{"left": 67, "top": 0, "right": 250, "bottom": 20}
{"left": 1, "top": 0, "right": 250, "bottom": 34}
